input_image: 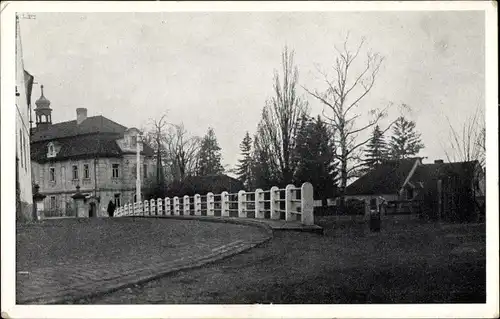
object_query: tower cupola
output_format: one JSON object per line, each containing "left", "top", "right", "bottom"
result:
{"left": 34, "top": 85, "right": 52, "bottom": 129}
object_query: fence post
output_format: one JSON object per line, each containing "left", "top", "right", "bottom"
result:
{"left": 238, "top": 190, "right": 246, "bottom": 218}
{"left": 285, "top": 184, "right": 296, "bottom": 222}
{"left": 157, "top": 198, "right": 163, "bottom": 216}
{"left": 194, "top": 194, "right": 202, "bottom": 216}
{"left": 183, "top": 195, "right": 190, "bottom": 216}
{"left": 150, "top": 199, "right": 156, "bottom": 216}
{"left": 221, "top": 191, "right": 229, "bottom": 217}
{"left": 255, "top": 189, "right": 264, "bottom": 219}
{"left": 207, "top": 192, "right": 214, "bottom": 216}
{"left": 270, "top": 186, "right": 280, "bottom": 220}
{"left": 165, "top": 197, "right": 171, "bottom": 215}
{"left": 173, "top": 196, "right": 180, "bottom": 215}
{"left": 301, "top": 182, "right": 314, "bottom": 225}
{"left": 144, "top": 200, "right": 149, "bottom": 216}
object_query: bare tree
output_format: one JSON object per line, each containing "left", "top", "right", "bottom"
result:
{"left": 255, "top": 46, "right": 309, "bottom": 185}
{"left": 165, "top": 123, "right": 201, "bottom": 181}
{"left": 443, "top": 107, "right": 485, "bottom": 168}
{"left": 141, "top": 114, "right": 170, "bottom": 199}
{"left": 303, "top": 34, "right": 394, "bottom": 200}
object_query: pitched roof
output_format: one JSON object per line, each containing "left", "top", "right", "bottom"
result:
{"left": 345, "top": 158, "right": 480, "bottom": 197}
{"left": 31, "top": 116, "right": 127, "bottom": 142}
{"left": 345, "top": 158, "right": 419, "bottom": 196}
{"left": 31, "top": 133, "right": 155, "bottom": 163}
{"left": 31, "top": 134, "right": 122, "bottom": 163}
{"left": 30, "top": 115, "right": 155, "bottom": 162}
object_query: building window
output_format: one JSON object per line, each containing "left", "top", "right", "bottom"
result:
{"left": 72, "top": 165, "right": 79, "bottom": 180}
{"left": 47, "top": 143, "right": 56, "bottom": 158}
{"left": 83, "top": 164, "right": 90, "bottom": 179}
{"left": 114, "top": 193, "right": 121, "bottom": 207}
{"left": 143, "top": 164, "right": 147, "bottom": 179}
{"left": 112, "top": 164, "right": 120, "bottom": 178}
{"left": 49, "top": 167, "right": 55, "bottom": 182}
{"left": 50, "top": 196, "right": 56, "bottom": 210}
{"left": 131, "top": 136, "right": 137, "bottom": 147}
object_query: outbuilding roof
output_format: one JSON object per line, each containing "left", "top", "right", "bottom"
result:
{"left": 345, "top": 158, "right": 420, "bottom": 196}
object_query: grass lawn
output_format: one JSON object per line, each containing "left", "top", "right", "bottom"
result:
{"left": 82, "top": 217, "right": 486, "bottom": 304}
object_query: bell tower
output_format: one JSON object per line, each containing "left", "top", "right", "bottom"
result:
{"left": 34, "top": 84, "right": 52, "bottom": 129}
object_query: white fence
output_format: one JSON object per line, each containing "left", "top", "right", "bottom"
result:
{"left": 115, "top": 182, "right": 315, "bottom": 225}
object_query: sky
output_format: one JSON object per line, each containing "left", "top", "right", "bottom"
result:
{"left": 19, "top": 11, "right": 485, "bottom": 170}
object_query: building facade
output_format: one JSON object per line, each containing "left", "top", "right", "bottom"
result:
{"left": 16, "top": 15, "right": 34, "bottom": 221}
{"left": 30, "top": 93, "right": 155, "bottom": 218}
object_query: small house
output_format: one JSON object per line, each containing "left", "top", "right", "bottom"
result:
{"left": 344, "top": 158, "right": 484, "bottom": 221}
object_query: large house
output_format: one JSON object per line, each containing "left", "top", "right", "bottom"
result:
{"left": 15, "top": 15, "right": 34, "bottom": 221}
{"left": 30, "top": 89, "right": 155, "bottom": 218}
{"left": 345, "top": 157, "right": 485, "bottom": 221}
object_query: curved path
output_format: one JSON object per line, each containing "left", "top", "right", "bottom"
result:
{"left": 16, "top": 217, "right": 271, "bottom": 304}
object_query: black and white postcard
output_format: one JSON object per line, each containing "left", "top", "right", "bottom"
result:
{"left": 1, "top": 1, "right": 498, "bottom": 318}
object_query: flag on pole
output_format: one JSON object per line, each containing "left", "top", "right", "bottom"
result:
{"left": 23, "top": 70, "right": 34, "bottom": 106}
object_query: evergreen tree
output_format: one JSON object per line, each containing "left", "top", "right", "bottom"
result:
{"left": 363, "top": 125, "right": 388, "bottom": 170}
{"left": 389, "top": 116, "right": 425, "bottom": 159}
{"left": 294, "top": 115, "right": 337, "bottom": 200}
{"left": 196, "top": 127, "right": 225, "bottom": 176}
{"left": 236, "top": 132, "right": 254, "bottom": 190}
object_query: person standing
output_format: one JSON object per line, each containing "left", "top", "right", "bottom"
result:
{"left": 107, "top": 200, "right": 116, "bottom": 217}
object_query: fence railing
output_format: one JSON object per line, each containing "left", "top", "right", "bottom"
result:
{"left": 114, "top": 182, "right": 315, "bottom": 225}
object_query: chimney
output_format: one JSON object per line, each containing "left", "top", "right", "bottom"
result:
{"left": 76, "top": 108, "right": 87, "bottom": 125}
{"left": 434, "top": 159, "right": 444, "bottom": 164}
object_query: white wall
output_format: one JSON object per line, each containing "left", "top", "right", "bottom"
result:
{"left": 16, "top": 17, "right": 33, "bottom": 220}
